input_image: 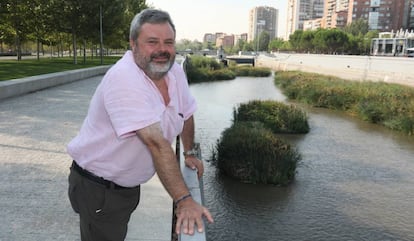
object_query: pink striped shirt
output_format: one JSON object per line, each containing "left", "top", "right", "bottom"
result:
{"left": 67, "top": 51, "right": 197, "bottom": 187}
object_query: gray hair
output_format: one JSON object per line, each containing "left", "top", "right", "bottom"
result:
{"left": 129, "top": 8, "right": 176, "bottom": 41}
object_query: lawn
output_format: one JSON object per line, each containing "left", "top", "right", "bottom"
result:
{"left": 0, "top": 56, "right": 121, "bottom": 81}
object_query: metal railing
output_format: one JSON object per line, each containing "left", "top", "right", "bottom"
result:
{"left": 172, "top": 139, "right": 207, "bottom": 241}
{"left": 172, "top": 55, "right": 207, "bottom": 241}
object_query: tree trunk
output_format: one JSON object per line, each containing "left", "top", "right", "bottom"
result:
{"left": 83, "top": 39, "right": 86, "bottom": 64}
{"left": 15, "top": 35, "right": 22, "bottom": 61}
{"left": 72, "top": 31, "right": 77, "bottom": 64}
{"left": 37, "top": 39, "right": 40, "bottom": 60}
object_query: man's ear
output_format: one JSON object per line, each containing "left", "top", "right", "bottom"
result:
{"left": 129, "top": 40, "right": 135, "bottom": 51}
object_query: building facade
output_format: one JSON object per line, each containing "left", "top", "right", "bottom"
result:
{"left": 348, "top": 0, "right": 410, "bottom": 32}
{"left": 323, "top": 0, "right": 350, "bottom": 29}
{"left": 371, "top": 29, "right": 414, "bottom": 56}
{"left": 249, "top": 6, "right": 279, "bottom": 42}
{"left": 286, "top": 0, "right": 325, "bottom": 38}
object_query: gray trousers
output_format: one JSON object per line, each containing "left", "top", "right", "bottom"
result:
{"left": 68, "top": 165, "right": 140, "bottom": 241}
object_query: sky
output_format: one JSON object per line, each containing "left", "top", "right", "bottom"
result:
{"left": 147, "top": 0, "right": 288, "bottom": 41}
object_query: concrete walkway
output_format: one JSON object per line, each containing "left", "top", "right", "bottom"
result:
{"left": 0, "top": 75, "right": 171, "bottom": 241}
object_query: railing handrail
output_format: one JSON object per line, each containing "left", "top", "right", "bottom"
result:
{"left": 173, "top": 141, "right": 207, "bottom": 241}
{"left": 173, "top": 56, "right": 207, "bottom": 241}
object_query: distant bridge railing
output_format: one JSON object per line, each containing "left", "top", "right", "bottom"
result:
{"left": 225, "top": 55, "right": 255, "bottom": 66}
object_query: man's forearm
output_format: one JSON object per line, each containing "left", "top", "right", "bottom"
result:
{"left": 136, "top": 123, "right": 189, "bottom": 201}
{"left": 151, "top": 140, "right": 190, "bottom": 201}
{"left": 181, "top": 115, "right": 195, "bottom": 152}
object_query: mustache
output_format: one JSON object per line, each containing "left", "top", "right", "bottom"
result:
{"left": 151, "top": 51, "right": 171, "bottom": 59}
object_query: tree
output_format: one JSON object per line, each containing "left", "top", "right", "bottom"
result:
{"left": 325, "top": 29, "right": 349, "bottom": 54}
{"left": 26, "top": 0, "right": 52, "bottom": 60}
{"left": 268, "top": 38, "right": 285, "bottom": 52}
{"left": 289, "top": 30, "right": 304, "bottom": 52}
{"left": 258, "top": 31, "right": 270, "bottom": 52}
{"left": 2, "top": 0, "right": 35, "bottom": 60}
{"left": 343, "top": 18, "right": 369, "bottom": 36}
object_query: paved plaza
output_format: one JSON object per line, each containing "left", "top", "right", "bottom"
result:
{"left": 0, "top": 76, "right": 171, "bottom": 241}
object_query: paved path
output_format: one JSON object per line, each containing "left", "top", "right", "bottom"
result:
{"left": 0, "top": 76, "right": 171, "bottom": 241}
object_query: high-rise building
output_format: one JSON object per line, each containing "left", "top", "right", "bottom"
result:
{"left": 323, "top": 0, "right": 349, "bottom": 29}
{"left": 286, "top": 0, "right": 324, "bottom": 38}
{"left": 248, "top": 6, "right": 279, "bottom": 42}
{"left": 408, "top": 0, "right": 414, "bottom": 30}
{"left": 348, "top": 0, "right": 410, "bottom": 32}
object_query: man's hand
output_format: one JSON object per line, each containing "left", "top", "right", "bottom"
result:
{"left": 184, "top": 155, "right": 204, "bottom": 178}
{"left": 175, "top": 198, "right": 214, "bottom": 235}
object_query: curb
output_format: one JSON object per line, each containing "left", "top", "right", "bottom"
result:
{"left": 0, "top": 65, "right": 111, "bottom": 100}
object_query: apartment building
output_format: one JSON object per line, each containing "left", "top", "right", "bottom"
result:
{"left": 286, "top": 0, "right": 324, "bottom": 38}
{"left": 348, "top": 0, "right": 410, "bottom": 32}
{"left": 248, "top": 6, "right": 279, "bottom": 42}
{"left": 323, "top": 0, "right": 350, "bottom": 28}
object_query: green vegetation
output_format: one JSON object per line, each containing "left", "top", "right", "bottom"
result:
{"left": 184, "top": 55, "right": 235, "bottom": 83}
{"left": 184, "top": 55, "right": 271, "bottom": 83}
{"left": 0, "top": 1, "right": 147, "bottom": 61}
{"left": 274, "top": 71, "right": 414, "bottom": 135}
{"left": 176, "top": 19, "right": 376, "bottom": 56}
{"left": 234, "top": 100, "right": 309, "bottom": 134}
{"left": 0, "top": 56, "right": 120, "bottom": 81}
{"left": 212, "top": 100, "right": 307, "bottom": 185}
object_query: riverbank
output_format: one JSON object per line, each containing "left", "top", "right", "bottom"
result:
{"left": 274, "top": 70, "right": 414, "bottom": 135}
{"left": 257, "top": 53, "right": 414, "bottom": 87}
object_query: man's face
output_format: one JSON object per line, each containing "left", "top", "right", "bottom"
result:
{"left": 131, "top": 22, "right": 176, "bottom": 80}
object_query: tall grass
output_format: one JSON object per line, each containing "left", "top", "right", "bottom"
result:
{"left": 233, "top": 100, "right": 309, "bottom": 134}
{"left": 274, "top": 71, "right": 414, "bottom": 135}
{"left": 212, "top": 100, "right": 307, "bottom": 185}
{"left": 212, "top": 121, "right": 301, "bottom": 185}
{"left": 184, "top": 55, "right": 271, "bottom": 83}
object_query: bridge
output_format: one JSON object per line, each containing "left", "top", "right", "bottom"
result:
{"left": 2, "top": 52, "right": 414, "bottom": 240}
{"left": 225, "top": 55, "right": 256, "bottom": 66}
{"left": 0, "top": 68, "right": 207, "bottom": 241}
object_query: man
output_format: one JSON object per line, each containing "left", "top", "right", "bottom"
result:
{"left": 67, "top": 8, "right": 213, "bottom": 241}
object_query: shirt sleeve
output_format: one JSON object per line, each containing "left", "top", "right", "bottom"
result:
{"left": 102, "top": 67, "right": 163, "bottom": 138}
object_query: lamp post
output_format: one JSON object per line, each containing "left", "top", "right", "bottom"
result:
{"left": 100, "top": 4, "right": 103, "bottom": 65}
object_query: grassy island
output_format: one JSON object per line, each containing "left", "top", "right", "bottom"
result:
{"left": 212, "top": 100, "right": 308, "bottom": 185}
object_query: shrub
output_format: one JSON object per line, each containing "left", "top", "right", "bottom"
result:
{"left": 184, "top": 55, "right": 271, "bottom": 83}
{"left": 212, "top": 122, "right": 300, "bottom": 185}
{"left": 233, "top": 100, "right": 309, "bottom": 134}
{"left": 274, "top": 70, "right": 414, "bottom": 135}
{"left": 230, "top": 66, "right": 272, "bottom": 77}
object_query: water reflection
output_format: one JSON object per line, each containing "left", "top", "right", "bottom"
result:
{"left": 190, "top": 75, "right": 414, "bottom": 241}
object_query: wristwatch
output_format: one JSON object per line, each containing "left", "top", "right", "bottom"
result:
{"left": 183, "top": 148, "right": 198, "bottom": 157}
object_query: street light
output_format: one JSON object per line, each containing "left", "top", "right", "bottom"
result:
{"left": 100, "top": 4, "right": 103, "bottom": 65}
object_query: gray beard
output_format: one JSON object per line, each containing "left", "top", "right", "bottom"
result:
{"left": 147, "top": 58, "right": 174, "bottom": 80}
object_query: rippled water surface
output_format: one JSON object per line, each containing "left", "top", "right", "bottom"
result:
{"left": 190, "top": 75, "right": 414, "bottom": 241}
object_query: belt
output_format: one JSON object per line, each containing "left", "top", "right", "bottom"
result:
{"left": 71, "top": 161, "right": 137, "bottom": 190}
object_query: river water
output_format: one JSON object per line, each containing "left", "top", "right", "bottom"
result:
{"left": 189, "top": 74, "right": 414, "bottom": 241}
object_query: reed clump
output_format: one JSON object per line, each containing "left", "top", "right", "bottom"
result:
{"left": 184, "top": 55, "right": 271, "bottom": 83}
{"left": 274, "top": 71, "right": 414, "bottom": 135}
{"left": 212, "top": 100, "right": 307, "bottom": 185}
